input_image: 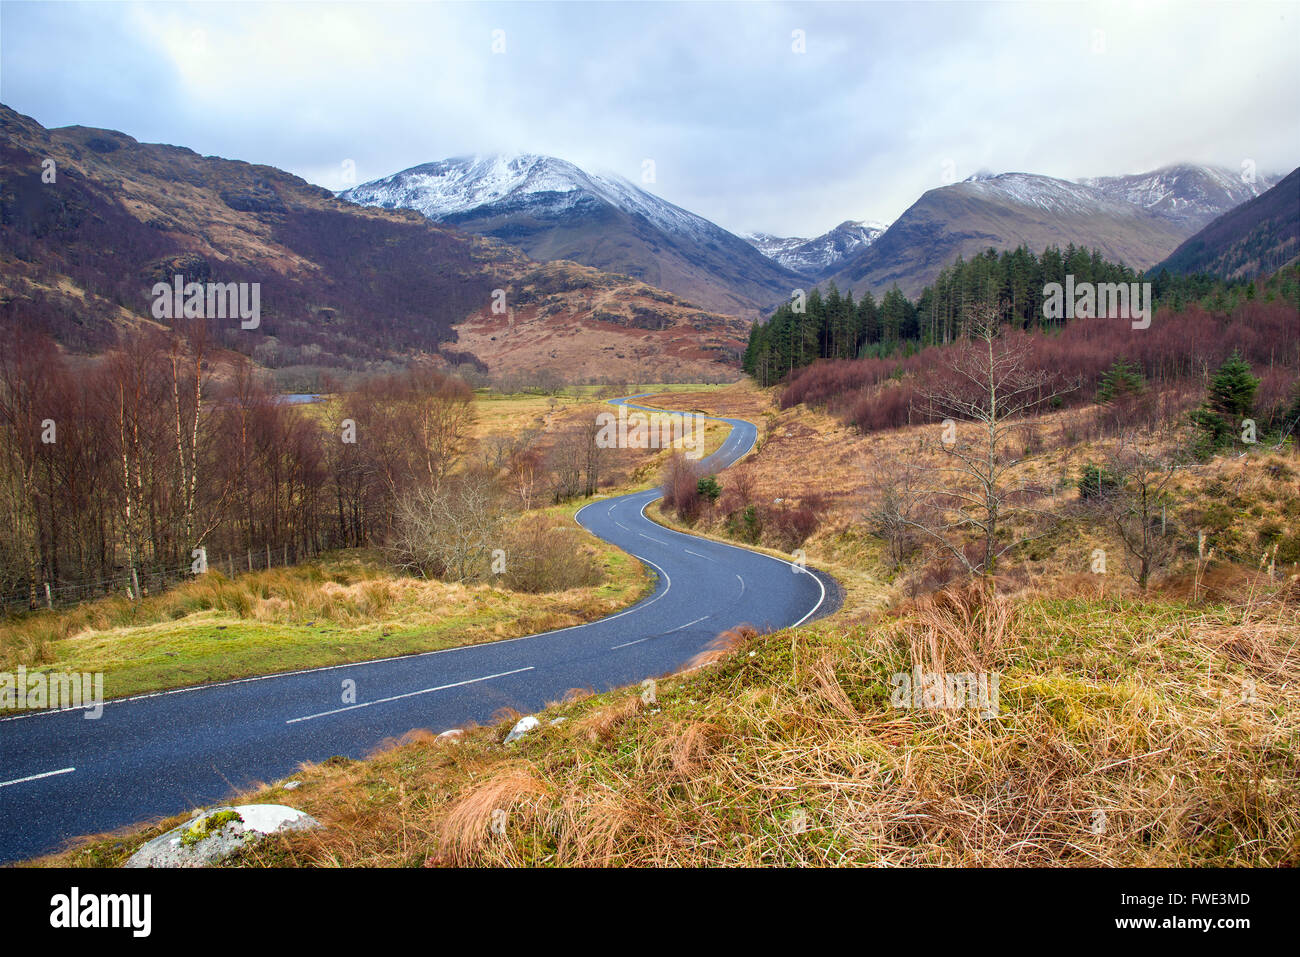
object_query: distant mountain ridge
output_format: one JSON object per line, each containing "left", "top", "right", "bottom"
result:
{"left": 746, "top": 220, "right": 888, "bottom": 279}
{"left": 339, "top": 154, "right": 803, "bottom": 320}
{"left": 823, "top": 166, "right": 1271, "bottom": 299}
{"left": 338, "top": 155, "right": 1280, "bottom": 312}
{"left": 1078, "top": 163, "right": 1276, "bottom": 228}
{"left": 1152, "top": 167, "right": 1300, "bottom": 279}
{"left": 0, "top": 108, "right": 748, "bottom": 380}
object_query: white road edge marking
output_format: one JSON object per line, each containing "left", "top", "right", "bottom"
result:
{"left": 0, "top": 767, "right": 75, "bottom": 788}
{"left": 3, "top": 404, "right": 813, "bottom": 727}
{"left": 286, "top": 667, "right": 535, "bottom": 725}
{"left": 632, "top": 487, "right": 827, "bottom": 628}
{"left": 790, "top": 568, "right": 827, "bottom": 627}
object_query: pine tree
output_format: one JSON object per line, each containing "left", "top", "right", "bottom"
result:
{"left": 1208, "top": 351, "right": 1258, "bottom": 420}
{"left": 1097, "top": 358, "right": 1145, "bottom": 403}
{"left": 1191, "top": 351, "right": 1258, "bottom": 455}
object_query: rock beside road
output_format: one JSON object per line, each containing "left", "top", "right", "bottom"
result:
{"left": 504, "top": 715, "right": 540, "bottom": 744}
{"left": 124, "top": 804, "right": 320, "bottom": 868}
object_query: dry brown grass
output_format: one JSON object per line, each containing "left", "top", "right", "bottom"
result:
{"left": 30, "top": 383, "right": 1300, "bottom": 870}
{"left": 39, "top": 576, "right": 1299, "bottom": 869}
{"left": 642, "top": 383, "right": 1300, "bottom": 622}
{"left": 437, "top": 765, "right": 553, "bottom": 865}
{"left": 906, "top": 581, "right": 1013, "bottom": 674}
{"left": 684, "top": 624, "right": 757, "bottom": 670}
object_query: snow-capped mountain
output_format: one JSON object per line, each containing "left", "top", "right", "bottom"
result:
{"left": 1154, "top": 166, "right": 1300, "bottom": 278}
{"left": 1079, "top": 164, "right": 1276, "bottom": 227}
{"left": 342, "top": 154, "right": 715, "bottom": 244}
{"left": 958, "top": 171, "right": 1148, "bottom": 217}
{"left": 826, "top": 171, "right": 1197, "bottom": 299}
{"left": 339, "top": 154, "right": 802, "bottom": 319}
{"left": 339, "top": 155, "right": 1279, "bottom": 316}
{"left": 746, "top": 220, "right": 888, "bottom": 278}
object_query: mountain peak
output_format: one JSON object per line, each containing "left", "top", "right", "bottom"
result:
{"left": 339, "top": 153, "right": 801, "bottom": 319}
{"left": 342, "top": 152, "right": 603, "bottom": 219}
{"left": 746, "top": 219, "right": 889, "bottom": 279}
{"left": 951, "top": 172, "right": 1123, "bottom": 216}
{"left": 1077, "top": 163, "right": 1275, "bottom": 224}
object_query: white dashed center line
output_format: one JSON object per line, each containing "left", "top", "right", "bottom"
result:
{"left": 611, "top": 615, "right": 711, "bottom": 649}
{"left": 0, "top": 767, "right": 76, "bottom": 788}
{"left": 285, "top": 667, "right": 535, "bottom": 724}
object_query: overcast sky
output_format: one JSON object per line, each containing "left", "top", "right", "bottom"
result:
{"left": 2, "top": 0, "right": 1297, "bottom": 237}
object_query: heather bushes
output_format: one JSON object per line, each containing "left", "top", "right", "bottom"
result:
{"left": 781, "top": 303, "right": 1300, "bottom": 439}
{"left": 766, "top": 501, "right": 823, "bottom": 550}
{"left": 659, "top": 453, "right": 825, "bottom": 549}
{"left": 661, "top": 455, "right": 709, "bottom": 522}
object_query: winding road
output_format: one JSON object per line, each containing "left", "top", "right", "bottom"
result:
{"left": 0, "top": 397, "right": 837, "bottom": 864}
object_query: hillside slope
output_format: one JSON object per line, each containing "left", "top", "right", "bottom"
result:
{"left": 1152, "top": 167, "right": 1300, "bottom": 279}
{"left": 339, "top": 154, "right": 803, "bottom": 321}
{"left": 828, "top": 172, "right": 1213, "bottom": 299}
{"left": 0, "top": 107, "right": 744, "bottom": 378}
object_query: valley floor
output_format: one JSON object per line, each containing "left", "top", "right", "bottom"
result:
{"left": 25, "top": 382, "right": 1300, "bottom": 867}
{"left": 36, "top": 583, "right": 1298, "bottom": 867}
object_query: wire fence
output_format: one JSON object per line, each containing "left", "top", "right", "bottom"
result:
{"left": 0, "top": 542, "right": 319, "bottom": 616}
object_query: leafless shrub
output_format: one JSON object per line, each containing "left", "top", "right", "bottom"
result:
{"left": 661, "top": 453, "right": 707, "bottom": 522}
{"left": 866, "top": 463, "right": 922, "bottom": 571}
{"left": 499, "top": 514, "right": 603, "bottom": 593}
{"left": 387, "top": 471, "right": 504, "bottom": 582}
{"left": 901, "top": 307, "right": 1075, "bottom": 578}
{"left": 1091, "top": 432, "right": 1185, "bottom": 589}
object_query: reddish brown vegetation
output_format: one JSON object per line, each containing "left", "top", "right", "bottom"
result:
{"left": 660, "top": 454, "right": 708, "bottom": 522}
{"left": 0, "top": 328, "right": 475, "bottom": 608}
{"left": 780, "top": 303, "right": 1300, "bottom": 436}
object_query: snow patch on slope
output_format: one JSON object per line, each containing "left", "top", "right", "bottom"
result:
{"left": 746, "top": 220, "right": 889, "bottom": 274}
{"left": 954, "top": 173, "right": 1130, "bottom": 216}
{"left": 1079, "top": 164, "right": 1275, "bottom": 221}
{"left": 340, "top": 153, "right": 734, "bottom": 248}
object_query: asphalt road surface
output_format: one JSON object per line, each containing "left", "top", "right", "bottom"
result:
{"left": 0, "top": 396, "right": 837, "bottom": 863}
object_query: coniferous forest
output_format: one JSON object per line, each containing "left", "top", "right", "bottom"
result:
{"left": 741, "top": 243, "right": 1294, "bottom": 386}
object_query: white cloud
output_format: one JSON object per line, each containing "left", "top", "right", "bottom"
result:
{"left": 2, "top": 0, "right": 1296, "bottom": 237}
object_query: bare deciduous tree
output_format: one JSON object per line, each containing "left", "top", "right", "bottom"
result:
{"left": 866, "top": 461, "right": 921, "bottom": 572}
{"left": 388, "top": 471, "right": 504, "bottom": 582}
{"left": 1096, "top": 434, "right": 1183, "bottom": 589}
{"left": 901, "top": 307, "right": 1076, "bottom": 577}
